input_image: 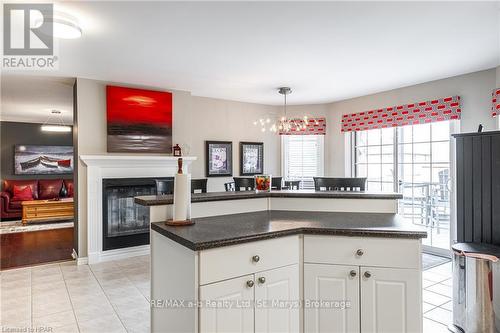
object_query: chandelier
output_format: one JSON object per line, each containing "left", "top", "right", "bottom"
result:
{"left": 254, "top": 87, "right": 319, "bottom": 133}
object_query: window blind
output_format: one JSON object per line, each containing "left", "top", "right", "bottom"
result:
{"left": 282, "top": 135, "right": 324, "bottom": 189}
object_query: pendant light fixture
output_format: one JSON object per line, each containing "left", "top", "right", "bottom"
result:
{"left": 253, "top": 87, "right": 318, "bottom": 134}
{"left": 41, "top": 110, "right": 72, "bottom": 132}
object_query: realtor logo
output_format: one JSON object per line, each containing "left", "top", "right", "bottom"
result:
{"left": 3, "top": 3, "right": 57, "bottom": 70}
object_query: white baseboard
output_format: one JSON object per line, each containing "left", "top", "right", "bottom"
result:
{"left": 87, "top": 245, "right": 151, "bottom": 264}
{"left": 77, "top": 257, "right": 88, "bottom": 265}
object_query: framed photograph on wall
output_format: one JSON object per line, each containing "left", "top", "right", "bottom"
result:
{"left": 206, "top": 141, "right": 233, "bottom": 177}
{"left": 240, "top": 142, "right": 263, "bottom": 176}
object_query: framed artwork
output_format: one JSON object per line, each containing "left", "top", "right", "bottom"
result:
{"left": 240, "top": 142, "right": 264, "bottom": 176}
{"left": 106, "top": 85, "right": 173, "bottom": 153}
{"left": 206, "top": 141, "right": 233, "bottom": 177}
{"left": 14, "top": 145, "right": 73, "bottom": 175}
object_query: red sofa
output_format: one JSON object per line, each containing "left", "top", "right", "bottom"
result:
{"left": 0, "top": 179, "right": 74, "bottom": 220}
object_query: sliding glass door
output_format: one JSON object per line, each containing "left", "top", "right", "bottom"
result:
{"left": 354, "top": 121, "right": 456, "bottom": 253}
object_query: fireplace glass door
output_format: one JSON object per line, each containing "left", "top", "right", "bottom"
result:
{"left": 102, "top": 178, "right": 166, "bottom": 251}
{"left": 106, "top": 186, "right": 152, "bottom": 237}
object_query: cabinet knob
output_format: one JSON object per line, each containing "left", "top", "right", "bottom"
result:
{"left": 252, "top": 255, "right": 260, "bottom": 263}
{"left": 349, "top": 270, "right": 357, "bottom": 278}
{"left": 364, "top": 271, "right": 372, "bottom": 279}
{"left": 246, "top": 280, "right": 254, "bottom": 288}
{"left": 258, "top": 277, "right": 266, "bottom": 284}
{"left": 356, "top": 249, "right": 364, "bottom": 257}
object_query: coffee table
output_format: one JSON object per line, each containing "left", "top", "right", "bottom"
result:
{"left": 21, "top": 198, "right": 74, "bottom": 224}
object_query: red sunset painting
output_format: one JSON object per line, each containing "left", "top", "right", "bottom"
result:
{"left": 106, "top": 85, "right": 173, "bottom": 153}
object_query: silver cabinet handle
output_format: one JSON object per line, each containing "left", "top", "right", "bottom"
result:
{"left": 349, "top": 270, "right": 357, "bottom": 278}
{"left": 252, "top": 255, "right": 260, "bottom": 263}
{"left": 364, "top": 271, "right": 372, "bottom": 279}
{"left": 356, "top": 249, "right": 364, "bottom": 257}
{"left": 246, "top": 280, "right": 254, "bottom": 288}
{"left": 258, "top": 277, "right": 266, "bottom": 284}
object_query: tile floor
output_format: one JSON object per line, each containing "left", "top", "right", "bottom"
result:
{"left": 0, "top": 255, "right": 150, "bottom": 333}
{"left": 422, "top": 260, "right": 453, "bottom": 332}
{"left": 1, "top": 254, "right": 452, "bottom": 333}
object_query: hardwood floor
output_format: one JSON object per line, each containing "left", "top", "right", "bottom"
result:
{"left": 0, "top": 227, "right": 74, "bottom": 269}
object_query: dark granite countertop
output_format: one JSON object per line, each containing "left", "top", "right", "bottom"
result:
{"left": 151, "top": 210, "right": 427, "bottom": 251}
{"left": 136, "top": 190, "right": 403, "bottom": 206}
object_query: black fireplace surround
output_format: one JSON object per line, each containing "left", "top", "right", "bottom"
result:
{"left": 102, "top": 177, "right": 172, "bottom": 251}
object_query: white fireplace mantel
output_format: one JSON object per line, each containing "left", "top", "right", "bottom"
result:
{"left": 80, "top": 154, "right": 197, "bottom": 264}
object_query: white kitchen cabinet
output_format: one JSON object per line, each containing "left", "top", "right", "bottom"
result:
{"left": 200, "top": 274, "right": 255, "bottom": 333}
{"left": 200, "top": 265, "right": 299, "bottom": 333}
{"left": 304, "top": 263, "right": 360, "bottom": 333}
{"left": 152, "top": 231, "right": 423, "bottom": 333}
{"left": 360, "top": 267, "right": 421, "bottom": 333}
{"left": 255, "top": 264, "right": 300, "bottom": 333}
{"left": 303, "top": 235, "right": 422, "bottom": 333}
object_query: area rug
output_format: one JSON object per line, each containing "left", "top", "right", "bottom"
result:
{"left": 0, "top": 220, "right": 74, "bottom": 235}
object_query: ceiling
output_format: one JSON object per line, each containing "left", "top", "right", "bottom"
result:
{"left": 1, "top": 75, "right": 74, "bottom": 124}
{"left": 9, "top": 2, "right": 500, "bottom": 105}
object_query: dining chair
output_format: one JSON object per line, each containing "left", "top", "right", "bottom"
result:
{"left": 155, "top": 179, "right": 174, "bottom": 195}
{"left": 313, "top": 177, "right": 366, "bottom": 191}
{"left": 284, "top": 180, "right": 300, "bottom": 190}
{"left": 224, "top": 182, "right": 235, "bottom": 192}
{"left": 271, "top": 177, "right": 282, "bottom": 190}
{"left": 233, "top": 177, "right": 255, "bottom": 191}
{"left": 191, "top": 179, "right": 208, "bottom": 193}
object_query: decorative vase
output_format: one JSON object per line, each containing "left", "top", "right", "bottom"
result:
{"left": 60, "top": 183, "right": 68, "bottom": 198}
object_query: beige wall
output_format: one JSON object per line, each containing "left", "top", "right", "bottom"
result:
{"left": 326, "top": 69, "right": 497, "bottom": 176}
{"left": 175, "top": 96, "right": 281, "bottom": 191}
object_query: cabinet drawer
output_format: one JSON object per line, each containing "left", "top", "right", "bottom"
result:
{"left": 304, "top": 235, "right": 420, "bottom": 269}
{"left": 199, "top": 235, "right": 300, "bottom": 285}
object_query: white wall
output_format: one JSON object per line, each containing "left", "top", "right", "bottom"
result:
{"left": 326, "top": 69, "right": 497, "bottom": 176}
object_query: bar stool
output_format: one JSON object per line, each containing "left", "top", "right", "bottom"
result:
{"left": 271, "top": 177, "right": 283, "bottom": 190}
{"left": 233, "top": 177, "right": 255, "bottom": 191}
{"left": 284, "top": 180, "right": 300, "bottom": 190}
{"left": 191, "top": 179, "right": 208, "bottom": 193}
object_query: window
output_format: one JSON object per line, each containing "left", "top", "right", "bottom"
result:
{"left": 354, "top": 127, "right": 395, "bottom": 192}
{"left": 282, "top": 135, "right": 324, "bottom": 189}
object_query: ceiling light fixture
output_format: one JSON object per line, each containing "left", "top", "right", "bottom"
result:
{"left": 253, "top": 87, "right": 314, "bottom": 134}
{"left": 41, "top": 110, "right": 72, "bottom": 132}
{"left": 36, "top": 11, "right": 82, "bottom": 39}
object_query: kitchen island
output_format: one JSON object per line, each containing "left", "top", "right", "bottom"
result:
{"left": 145, "top": 191, "right": 426, "bottom": 333}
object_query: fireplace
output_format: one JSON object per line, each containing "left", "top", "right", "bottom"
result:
{"left": 80, "top": 155, "right": 196, "bottom": 264}
{"left": 102, "top": 177, "right": 172, "bottom": 251}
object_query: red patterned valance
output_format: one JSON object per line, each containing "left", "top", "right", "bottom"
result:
{"left": 492, "top": 88, "right": 500, "bottom": 117}
{"left": 341, "top": 96, "right": 461, "bottom": 132}
{"left": 279, "top": 117, "right": 326, "bottom": 135}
